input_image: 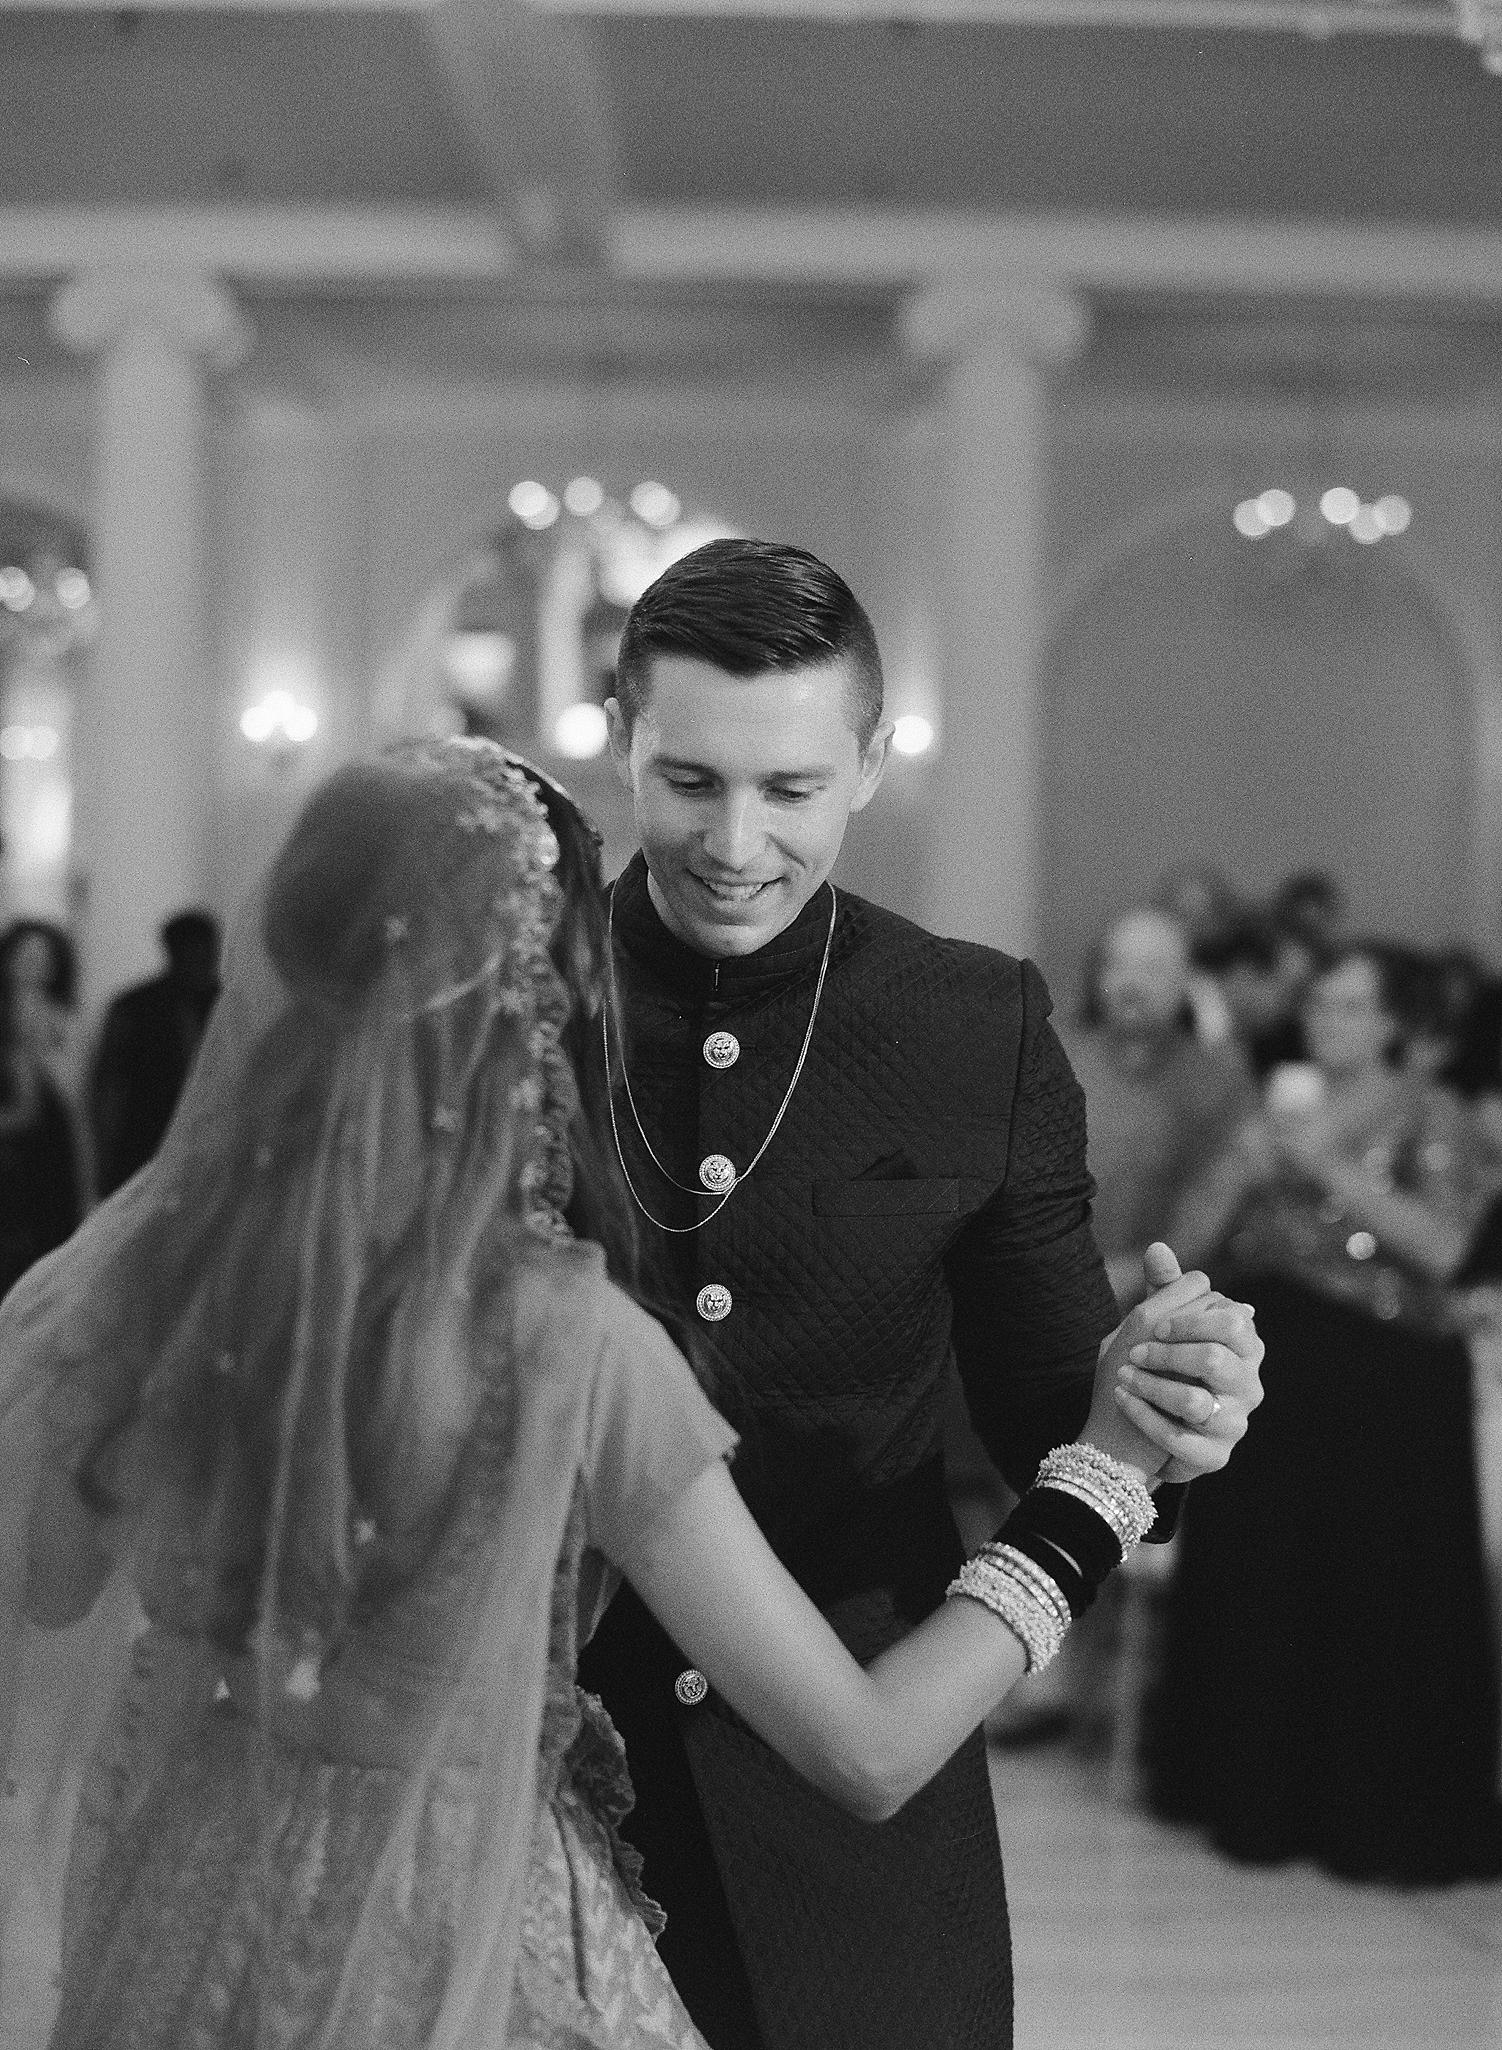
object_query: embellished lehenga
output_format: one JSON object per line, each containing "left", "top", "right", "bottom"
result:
{"left": 43, "top": 1254, "right": 730, "bottom": 2050}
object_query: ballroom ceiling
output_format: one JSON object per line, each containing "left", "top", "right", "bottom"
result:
{"left": 2, "top": 4, "right": 1500, "bottom": 227}
{"left": 5, "top": 3, "right": 1502, "bottom": 393}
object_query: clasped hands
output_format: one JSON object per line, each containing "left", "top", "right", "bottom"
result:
{"left": 1091, "top": 1242, "right": 1263, "bottom": 1484}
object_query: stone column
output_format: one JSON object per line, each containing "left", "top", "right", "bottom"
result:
{"left": 901, "top": 279, "right": 1089, "bottom": 958}
{"left": 49, "top": 267, "right": 250, "bottom": 1009}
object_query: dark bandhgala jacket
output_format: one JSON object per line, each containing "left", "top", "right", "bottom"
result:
{"left": 580, "top": 854, "right": 1122, "bottom": 2050}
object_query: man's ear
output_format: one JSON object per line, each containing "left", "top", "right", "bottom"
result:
{"left": 849, "top": 721, "right": 893, "bottom": 815}
{"left": 604, "top": 698, "right": 633, "bottom": 788}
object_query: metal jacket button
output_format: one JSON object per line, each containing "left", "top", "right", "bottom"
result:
{"left": 703, "top": 1030, "right": 740, "bottom": 1069}
{"left": 696, "top": 1282, "right": 733, "bottom": 1322}
{"left": 698, "top": 1153, "right": 736, "bottom": 1194}
{"left": 675, "top": 1668, "right": 710, "bottom": 1707}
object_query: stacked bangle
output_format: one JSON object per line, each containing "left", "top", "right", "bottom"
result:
{"left": 1035, "top": 1442, "right": 1157, "bottom": 1553}
{"left": 948, "top": 1547, "right": 1069, "bottom": 1673}
{"left": 945, "top": 1441, "right": 1156, "bottom": 1672}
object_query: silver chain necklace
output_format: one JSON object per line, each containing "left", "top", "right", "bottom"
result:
{"left": 602, "top": 882, "right": 838, "bottom": 1234}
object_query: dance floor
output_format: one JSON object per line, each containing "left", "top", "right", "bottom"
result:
{"left": 5, "top": 1730, "right": 1501, "bottom": 2047}
{"left": 994, "top": 1745, "right": 1502, "bottom": 2050}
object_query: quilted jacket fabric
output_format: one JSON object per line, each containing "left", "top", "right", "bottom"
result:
{"left": 580, "top": 854, "right": 1121, "bottom": 2050}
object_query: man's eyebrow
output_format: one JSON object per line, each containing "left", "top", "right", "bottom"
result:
{"left": 651, "top": 755, "right": 835, "bottom": 781}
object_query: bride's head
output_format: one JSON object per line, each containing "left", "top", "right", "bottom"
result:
{"left": 80, "top": 739, "right": 632, "bottom": 1650}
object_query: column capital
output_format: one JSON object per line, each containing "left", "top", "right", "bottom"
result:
{"left": 48, "top": 266, "right": 252, "bottom": 369}
{"left": 900, "top": 275, "right": 1090, "bottom": 369}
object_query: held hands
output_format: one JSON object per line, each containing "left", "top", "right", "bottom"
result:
{"left": 1086, "top": 1243, "right": 1263, "bottom": 1484}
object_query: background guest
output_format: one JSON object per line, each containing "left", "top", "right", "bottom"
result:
{"left": 0, "top": 920, "right": 83, "bottom": 1303}
{"left": 1270, "top": 867, "right": 1346, "bottom": 958}
{"left": 1062, "top": 906, "right": 1255, "bottom": 1310}
{"left": 1194, "top": 913, "right": 1310, "bottom": 1080}
{"left": 1149, "top": 863, "right": 1241, "bottom": 1046}
{"left": 88, "top": 909, "right": 221, "bottom": 1198}
{"left": 1390, "top": 944, "right": 1489, "bottom": 1091}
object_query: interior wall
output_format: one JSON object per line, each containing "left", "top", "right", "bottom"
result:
{"left": 1034, "top": 387, "right": 1502, "bottom": 1001}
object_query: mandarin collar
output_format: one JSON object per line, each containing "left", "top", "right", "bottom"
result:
{"left": 609, "top": 852, "right": 838, "bottom": 1002}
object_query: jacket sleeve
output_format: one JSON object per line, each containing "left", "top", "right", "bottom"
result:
{"left": 944, "top": 957, "right": 1117, "bottom": 1498}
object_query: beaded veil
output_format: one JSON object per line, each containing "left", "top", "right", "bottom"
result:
{"left": 0, "top": 738, "right": 604, "bottom": 2047}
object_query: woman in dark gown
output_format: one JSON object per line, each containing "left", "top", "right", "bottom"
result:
{"left": 1149, "top": 941, "right": 1502, "bottom": 1883}
{"left": 0, "top": 921, "right": 83, "bottom": 1301}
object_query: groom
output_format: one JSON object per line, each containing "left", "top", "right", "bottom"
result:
{"left": 580, "top": 539, "right": 1262, "bottom": 2050}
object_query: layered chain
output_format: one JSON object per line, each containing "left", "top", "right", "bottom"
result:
{"left": 602, "top": 883, "right": 838, "bottom": 1235}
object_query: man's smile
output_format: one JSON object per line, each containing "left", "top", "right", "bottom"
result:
{"left": 688, "top": 872, "right": 780, "bottom": 906}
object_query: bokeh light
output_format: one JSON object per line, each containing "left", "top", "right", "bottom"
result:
{"left": 508, "top": 480, "right": 560, "bottom": 530}
{"left": 554, "top": 702, "right": 609, "bottom": 759}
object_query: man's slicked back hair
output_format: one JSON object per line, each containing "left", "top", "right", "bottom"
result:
{"left": 615, "top": 538, "right": 884, "bottom": 747}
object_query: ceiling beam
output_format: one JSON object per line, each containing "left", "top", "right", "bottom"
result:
{"left": 421, "top": 0, "right": 619, "bottom": 264}
{"left": 525, "top": 0, "right": 1450, "bottom": 27}
{"left": 6, "top": 204, "right": 1502, "bottom": 306}
{"left": 611, "top": 206, "right": 1502, "bottom": 302}
{"left": 0, "top": 208, "right": 514, "bottom": 287}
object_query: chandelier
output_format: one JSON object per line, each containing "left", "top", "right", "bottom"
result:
{"left": 1232, "top": 486, "right": 1412, "bottom": 547}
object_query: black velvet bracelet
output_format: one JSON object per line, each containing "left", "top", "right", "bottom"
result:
{"left": 1000, "top": 1526, "right": 1096, "bottom": 1621}
{"left": 991, "top": 1484, "right": 1125, "bottom": 1621}
{"left": 1025, "top": 1484, "right": 1125, "bottom": 1579}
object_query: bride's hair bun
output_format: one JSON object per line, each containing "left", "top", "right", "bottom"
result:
{"left": 261, "top": 758, "right": 437, "bottom": 1006}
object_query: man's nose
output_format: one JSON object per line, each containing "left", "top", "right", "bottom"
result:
{"left": 702, "top": 792, "right": 763, "bottom": 870}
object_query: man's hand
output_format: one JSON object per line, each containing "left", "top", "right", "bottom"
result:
{"left": 1104, "top": 1241, "right": 1263, "bottom": 1484}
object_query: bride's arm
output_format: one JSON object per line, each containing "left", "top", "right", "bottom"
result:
{"left": 622, "top": 1456, "right": 1024, "bottom": 1821}
{"left": 616, "top": 1270, "right": 1240, "bottom": 1823}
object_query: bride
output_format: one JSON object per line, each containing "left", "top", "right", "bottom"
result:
{"left": 0, "top": 739, "right": 1247, "bottom": 2049}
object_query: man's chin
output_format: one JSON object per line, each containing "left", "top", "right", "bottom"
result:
{"left": 695, "top": 919, "right": 782, "bottom": 957}
{"left": 660, "top": 882, "right": 800, "bottom": 957}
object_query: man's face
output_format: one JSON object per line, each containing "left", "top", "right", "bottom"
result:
{"left": 1095, "top": 911, "right": 1190, "bottom": 1034}
{"left": 607, "top": 654, "right": 890, "bottom": 957}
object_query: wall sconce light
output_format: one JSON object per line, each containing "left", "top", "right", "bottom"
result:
{"left": 241, "top": 688, "right": 319, "bottom": 750}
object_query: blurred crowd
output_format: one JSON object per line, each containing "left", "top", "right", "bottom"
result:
{"left": 972, "top": 860, "right": 1502, "bottom": 1882}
